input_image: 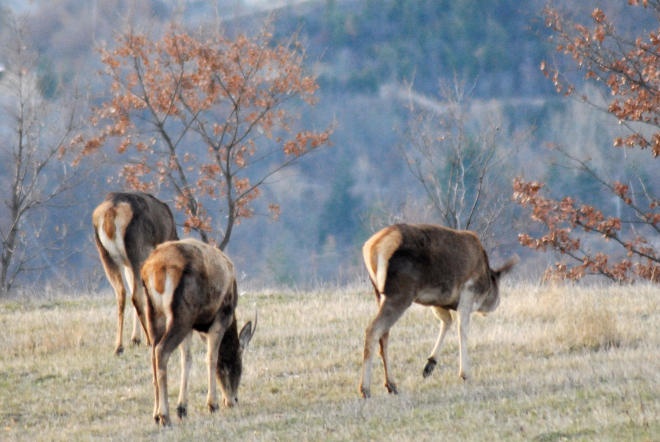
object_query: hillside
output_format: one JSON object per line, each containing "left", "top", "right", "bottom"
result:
{"left": 0, "top": 0, "right": 655, "bottom": 287}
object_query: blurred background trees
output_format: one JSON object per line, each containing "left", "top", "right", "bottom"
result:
{"left": 0, "top": 11, "right": 89, "bottom": 294}
{"left": 0, "top": 0, "right": 655, "bottom": 291}
{"left": 398, "top": 80, "right": 523, "bottom": 251}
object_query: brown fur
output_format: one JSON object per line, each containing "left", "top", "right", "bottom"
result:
{"left": 92, "top": 191, "right": 178, "bottom": 355}
{"left": 359, "top": 223, "right": 517, "bottom": 399}
{"left": 141, "top": 238, "right": 255, "bottom": 426}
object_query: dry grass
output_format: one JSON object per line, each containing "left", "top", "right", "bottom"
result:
{"left": 1, "top": 282, "right": 659, "bottom": 441}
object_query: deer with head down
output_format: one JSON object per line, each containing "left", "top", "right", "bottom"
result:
{"left": 92, "top": 191, "right": 178, "bottom": 354}
{"left": 359, "top": 223, "right": 517, "bottom": 399}
{"left": 141, "top": 237, "right": 256, "bottom": 426}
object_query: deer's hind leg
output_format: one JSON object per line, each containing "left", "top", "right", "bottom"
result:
{"left": 153, "top": 325, "right": 191, "bottom": 426}
{"left": 129, "top": 262, "right": 152, "bottom": 347}
{"left": 359, "top": 294, "right": 412, "bottom": 399}
{"left": 176, "top": 332, "right": 193, "bottom": 419}
{"left": 379, "top": 331, "right": 398, "bottom": 394}
{"left": 96, "top": 240, "right": 128, "bottom": 355}
{"left": 123, "top": 266, "right": 144, "bottom": 347}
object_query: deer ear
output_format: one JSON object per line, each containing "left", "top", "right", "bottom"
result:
{"left": 238, "top": 308, "right": 257, "bottom": 350}
{"left": 493, "top": 255, "right": 519, "bottom": 278}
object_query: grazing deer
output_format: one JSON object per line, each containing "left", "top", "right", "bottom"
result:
{"left": 141, "top": 238, "right": 256, "bottom": 426}
{"left": 92, "top": 191, "right": 178, "bottom": 355}
{"left": 359, "top": 223, "right": 518, "bottom": 399}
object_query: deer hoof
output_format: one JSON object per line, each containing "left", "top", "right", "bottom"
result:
{"left": 176, "top": 405, "right": 187, "bottom": 419}
{"left": 114, "top": 346, "right": 124, "bottom": 356}
{"left": 360, "top": 387, "right": 371, "bottom": 399}
{"left": 459, "top": 371, "right": 468, "bottom": 381}
{"left": 423, "top": 358, "right": 437, "bottom": 378}
{"left": 385, "top": 381, "right": 398, "bottom": 395}
{"left": 208, "top": 403, "right": 219, "bottom": 413}
{"left": 157, "top": 414, "right": 171, "bottom": 427}
{"left": 132, "top": 338, "right": 141, "bottom": 346}
{"left": 223, "top": 397, "right": 238, "bottom": 408}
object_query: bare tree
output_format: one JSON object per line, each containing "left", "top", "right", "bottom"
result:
{"left": 0, "top": 12, "right": 87, "bottom": 295}
{"left": 398, "top": 80, "right": 521, "bottom": 249}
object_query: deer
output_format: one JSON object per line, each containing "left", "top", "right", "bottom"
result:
{"left": 141, "top": 237, "right": 256, "bottom": 426}
{"left": 92, "top": 191, "right": 179, "bottom": 355}
{"left": 359, "top": 223, "right": 518, "bottom": 399}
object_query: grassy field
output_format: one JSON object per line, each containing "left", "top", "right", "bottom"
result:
{"left": 1, "top": 282, "right": 659, "bottom": 441}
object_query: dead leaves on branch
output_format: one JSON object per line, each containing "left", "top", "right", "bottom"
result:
{"left": 85, "top": 25, "right": 320, "bottom": 155}
{"left": 513, "top": 178, "right": 660, "bottom": 283}
{"left": 543, "top": 3, "right": 660, "bottom": 156}
{"left": 518, "top": 2, "right": 660, "bottom": 283}
{"left": 77, "top": 23, "right": 332, "bottom": 247}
